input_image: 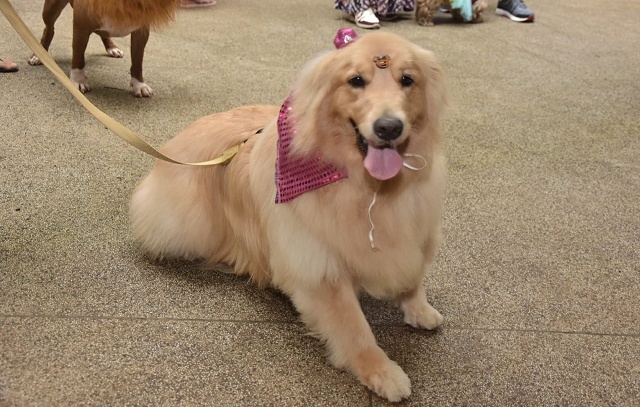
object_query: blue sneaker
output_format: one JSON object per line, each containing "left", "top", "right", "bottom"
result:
{"left": 496, "top": 0, "right": 535, "bottom": 22}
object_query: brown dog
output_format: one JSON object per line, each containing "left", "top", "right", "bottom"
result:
{"left": 131, "top": 31, "right": 447, "bottom": 401}
{"left": 29, "top": 0, "right": 178, "bottom": 97}
{"left": 416, "top": 0, "right": 487, "bottom": 26}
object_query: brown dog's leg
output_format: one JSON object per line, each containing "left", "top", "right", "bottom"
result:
{"left": 416, "top": 0, "right": 440, "bottom": 26}
{"left": 69, "top": 18, "right": 92, "bottom": 93}
{"left": 129, "top": 27, "right": 153, "bottom": 97}
{"left": 100, "top": 35, "right": 125, "bottom": 58}
{"left": 289, "top": 280, "right": 411, "bottom": 402}
{"left": 29, "top": 0, "right": 69, "bottom": 65}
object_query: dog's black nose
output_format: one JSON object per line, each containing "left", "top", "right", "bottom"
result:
{"left": 373, "top": 116, "right": 404, "bottom": 141}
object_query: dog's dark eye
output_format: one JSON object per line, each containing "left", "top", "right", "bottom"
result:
{"left": 400, "top": 75, "right": 414, "bottom": 88}
{"left": 348, "top": 76, "right": 366, "bottom": 88}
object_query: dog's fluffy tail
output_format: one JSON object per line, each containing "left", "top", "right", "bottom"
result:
{"left": 130, "top": 167, "right": 218, "bottom": 261}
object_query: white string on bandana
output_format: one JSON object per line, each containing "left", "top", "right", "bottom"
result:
{"left": 367, "top": 191, "right": 380, "bottom": 251}
{"left": 367, "top": 153, "right": 427, "bottom": 251}
{"left": 402, "top": 153, "right": 428, "bottom": 171}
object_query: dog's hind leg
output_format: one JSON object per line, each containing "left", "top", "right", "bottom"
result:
{"left": 287, "top": 279, "right": 412, "bottom": 402}
{"left": 29, "top": 0, "right": 69, "bottom": 65}
{"left": 398, "top": 283, "right": 443, "bottom": 329}
{"left": 100, "top": 35, "right": 124, "bottom": 58}
{"left": 69, "top": 18, "right": 92, "bottom": 93}
{"left": 130, "top": 28, "right": 153, "bottom": 98}
{"left": 129, "top": 27, "right": 153, "bottom": 97}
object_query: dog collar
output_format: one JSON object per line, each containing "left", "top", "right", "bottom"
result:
{"left": 275, "top": 97, "right": 347, "bottom": 203}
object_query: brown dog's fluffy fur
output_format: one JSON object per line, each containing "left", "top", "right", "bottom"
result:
{"left": 416, "top": 0, "right": 488, "bottom": 26}
{"left": 86, "top": 0, "right": 178, "bottom": 29}
{"left": 131, "top": 32, "right": 447, "bottom": 402}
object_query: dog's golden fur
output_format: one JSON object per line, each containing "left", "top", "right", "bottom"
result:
{"left": 416, "top": 0, "right": 488, "bottom": 26}
{"left": 131, "top": 32, "right": 447, "bottom": 402}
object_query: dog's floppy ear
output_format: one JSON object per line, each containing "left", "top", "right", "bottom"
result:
{"left": 415, "top": 47, "right": 448, "bottom": 129}
{"left": 290, "top": 50, "right": 337, "bottom": 115}
{"left": 288, "top": 50, "right": 341, "bottom": 153}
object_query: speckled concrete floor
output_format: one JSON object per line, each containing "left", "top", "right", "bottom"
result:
{"left": 1, "top": 0, "right": 638, "bottom": 405}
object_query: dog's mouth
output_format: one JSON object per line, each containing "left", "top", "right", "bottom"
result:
{"left": 352, "top": 119, "right": 369, "bottom": 155}
{"left": 351, "top": 119, "right": 404, "bottom": 181}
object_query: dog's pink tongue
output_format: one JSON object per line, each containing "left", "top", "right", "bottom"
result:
{"left": 364, "top": 147, "right": 403, "bottom": 180}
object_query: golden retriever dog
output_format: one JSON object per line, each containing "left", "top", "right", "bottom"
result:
{"left": 416, "top": 0, "right": 488, "bottom": 26}
{"left": 29, "top": 0, "right": 179, "bottom": 97}
{"left": 130, "top": 30, "right": 447, "bottom": 402}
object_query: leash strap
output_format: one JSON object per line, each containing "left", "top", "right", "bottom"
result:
{"left": 0, "top": 0, "right": 243, "bottom": 166}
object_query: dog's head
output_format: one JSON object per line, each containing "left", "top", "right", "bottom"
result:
{"left": 289, "top": 31, "right": 446, "bottom": 183}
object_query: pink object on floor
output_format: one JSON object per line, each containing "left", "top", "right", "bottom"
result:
{"left": 334, "top": 28, "right": 359, "bottom": 49}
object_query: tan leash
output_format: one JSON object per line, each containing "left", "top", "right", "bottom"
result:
{"left": 0, "top": 0, "right": 244, "bottom": 166}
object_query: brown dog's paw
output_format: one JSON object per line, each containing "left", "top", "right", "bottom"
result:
{"left": 415, "top": 9, "right": 436, "bottom": 26}
{"left": 28, "top": 54, "right": 42, "bottom": 66}
{"left": 417, "top": 17, "right": 435, "bottom": 26}
{"left": 106, "top": 47, "right": 125, "bottom": 58}
{"left": 131, "top": 78, "right": 153, "bottom": 98}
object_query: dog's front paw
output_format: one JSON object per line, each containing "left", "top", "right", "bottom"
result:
{"left": 131, "top": 78, "right": 153, "bottom": 98}
{"left": 402, "top": 301, "right": 443, "bottom": 330}
{"left": 351, "top": 347, "right": 411, "bottom": 402}
{"left": 362, "top": 358, "right": 411, "bottom": 402}
{"left": 70, "top": 68, "right": 91, "bottom": 93}
{"left": 106, "top": 47, "right": 124, "bottom": 58}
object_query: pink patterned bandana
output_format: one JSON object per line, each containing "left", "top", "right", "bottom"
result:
{"left": 274, "top": 29, "right": 360, "bottom": 204}
{"left": 275, "top": 98, "right": 347, "bottom": 203}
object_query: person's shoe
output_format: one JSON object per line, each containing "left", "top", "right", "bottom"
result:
{"left": 354, "top": 8, "right": 380, "bottom": 29}
{"left": 496, "top": 0, "right": 535, "bottom": 22}
{"left": 378, "top": 13, "right": 398, "bottom": 21}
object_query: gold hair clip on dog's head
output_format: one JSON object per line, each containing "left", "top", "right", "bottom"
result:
{"left": 373, "top": 55, "right": 390, "bottom": 69}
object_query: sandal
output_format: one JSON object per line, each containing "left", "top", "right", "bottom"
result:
{"left": 0, "top": 57, "right": 18, "bottom": 73}
{"left": 181, "top": 0, "right": 216, "bottom": 8}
